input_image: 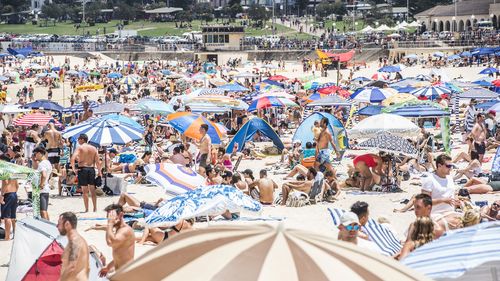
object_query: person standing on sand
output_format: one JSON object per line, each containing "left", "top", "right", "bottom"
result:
{"left": 0, "top": 179, "right": 19, "bottom": 240}
{"left": 315, "top": 117, "right": 340, "bottom": 175}
{"left": 197, "top": 124, "right": 211, "bottom": 170}
{"left": 71, "top": 134, "right": 102, "bottom": 212}
{"left": 57, "top": 212, "right": 90, "bottom": 281}
{"left": 33, "top": 146, "right": 52, "bottom": 220}
{"left": 99, "top": 204, "right": 135, "bottom": 278}
{"left": 44, "top": 122, "right": 63, "bottom": 174}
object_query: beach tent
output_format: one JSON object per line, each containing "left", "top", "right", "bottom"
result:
{"left": 292, "top": 112, "right": 348, "bottom": 150}
{"left": 7, "top": 217, "right": 106, "bottom": 281}
{"left": 226, "top": 118, "right": 284, "bottom": 153}
{"left": 7, "top": 46, "right": 34, "bottom": 57}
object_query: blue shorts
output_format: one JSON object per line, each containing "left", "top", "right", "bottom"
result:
{"left": 1, "top": 192, "right": 18, "bottom": 219}
{"left": 316, "top": 149, "right": 331, "bottom": 165}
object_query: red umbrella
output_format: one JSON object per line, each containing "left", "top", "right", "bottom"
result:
{"left": 492, "top": 79, "right": 500, "bottom": 87}
{"left": 268, "top": 75, "right": 288, "bottom": 81}
{"left": 317, "top": 86, "right": 351, "bottom": 98}
{"left": 13, "top": 113, "right": 61, "bottom": 127}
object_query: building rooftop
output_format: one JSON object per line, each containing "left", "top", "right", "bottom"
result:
{"left": 416, "top": 0, "right": 494, "bottom": 17}
{"left": 144, "top": 7, "right": 183, "bottom": 14}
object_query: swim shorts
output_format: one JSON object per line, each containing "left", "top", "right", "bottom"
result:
{"left": 199, "top": 153, "right": 208, "bottom": 168}
{"left": 474, "top": 142, "right": 486, "bottom": 155}
{"left": 316, "top": 149, "right": 331, "bottom": 165}
{"left": 47, "top": 148, "right": 61, "bottom": 165}
{"left": 40, "top": 193, "right": 49, "bottom": 211}
{"left": 1, "top": 192, "right": 18, "bottom": 219}
{"left": 489, "top": 181, "right": 500, "bottom": 192}
{"left": 78, "top": 167, "right": 96, "bottom": 186}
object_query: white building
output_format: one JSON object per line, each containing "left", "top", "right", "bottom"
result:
{"left": 31, "top": 0, "right": 52, "bottom": 12}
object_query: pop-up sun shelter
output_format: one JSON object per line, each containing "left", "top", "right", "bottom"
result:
{"left": 7, "top": 217, "right": 106, "bottom": 281}
{"left": 226, "top": 118, "right": 284, "bottom": 153}
{"left": 292, "top": 112, "right": 348, "bottom": 151}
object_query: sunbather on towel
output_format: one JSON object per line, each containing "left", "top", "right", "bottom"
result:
{"left": 136, "top": 219, "right": 194, "bottom": 245}
{"left": 117, "top": 192, "right": 164, "bottom": 213}
{"left": 464, "top": 177, "right": 500, "bottom": 194}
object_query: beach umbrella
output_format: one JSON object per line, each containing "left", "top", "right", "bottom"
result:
{"left": 13, "top": 113, "right": 60, "bottom": 127}
{"left": 235, "top": 71, "right": 258, "bottom": 78}
{"left": 0, "top": 160, "right": 37, "bottom": 180}
{"left": 137, "top": 100, "right": 174, "bottom": 115}
{"left": 404, "top": 54, "right": 418, "bottom": 60}
{"left": 143, "top": 163, "right": 206, "bottom": 196}
{"left": 0, "top": 104, "right": 30, "bottom": 114}
{"left": 493, "top": 79, "right": 500, "bottom": 87}
{"left": 66, "top": 70, "right": 79, "bottom": 76}
{"left": 145, "top": 184, "right": 261, "bottom": 226}
{"left": 78, "top": 71, "right": 89, "bottom": 78}
{"left": 160, "top": 69, "right": 171, "bottom": 75}
{"left": 472, "top": 79, "right": 493, "bottom": 87}
{"left": 303, "top": 80, "right": 323, "bottom": 90}
{"left": 411, "top": 86, "right": 452, "bottom": 99}
{"left": 317, "top": 85, "right": 351, "bottom": 98}
{"left": 381, "top": 93, "right": 418, "bottom": 106}
{"left": 357, "top": 105, "right": 383, "bottom": 116}
{"left": 383, "top": 102, "right": 450, "bottom": 118}
{"left": 185, "top": 96, "right": 249, "bottom": 111}
{"left": 268, "top": 75, "right": 289, "bottom": 81}
{"left": 351, "top": 87, "right": 394, "bottom": 103}
{"left": 166, "top": 112, "right": 226, "bottom": 144}
{"left": 99, "top": 114, "right": 143, "bottom": 130}
{"left": 187, "top": 88, "right": 225, "bottom": 98}
{"left": 62, "top": 119, "right": 143, "bottom": 146}
{"left": 349, "top": 113, "right": 420, "bottom": 138}
{"left": 63, "top": 101, "right": 98, "bottom": 113}
{"left": 111, "top": 224, "right": 430, "bottom": 281}
{"left": 402, "top": 222, "right": 500, "bottom": 280}
{"left": 446, "top": 54, "right": 461, "bottom": 61}
{"left": 371, "top": 73, "right": 388, "bottom": 80}
{"left": 458, "top": 88, "right": 498, "bottom": 99}
{"left": 252, "top": 91, "right": 295, "bottom": 100}
{"left": 433, "top": 51, "right": 445, "bottom": 58}
{"left": 304, "top": 92, "right": 327, "bottom": 103}
{"left": 24, "top": 99, "right": 63, "bottom": 112}
{"left": 191, "top": 72, "right": 210, "bottom": 80}
{"left": 352, "top": 76, "right": 371, "bottom": 82}
{"left": 240, "top": 91, "right": 260, "bottom": 103}
{"left": 51, "top": 66, "right": 60, "bottom": 71}
{"left": 93, "top": 102, "right": 125, "bottom": 115}
{"left": 119, "top": 75, "right": 138, "bottom": 85}
{"left": 475, "top": 100, "right": 499, "bottom": 110}
{"left": 393, "top": 86, "right": 417, "bottom": 93}
{"left": 358, "top": 132, "right": 418, "bottom": 157}
{"left": 378, "top": 65, "right": 402, "bottom": 73}
{"left": 106, "top": 72, "right": 122, "bottom": 79}
{"left": 35, "top": 72, "right": 58, "bottom": 79}
{"left": 0, "top": 75, "right": 9, "bottom": 81}
{"left": 307, "top": 95, "right": 351, "bottom": 107}
{"left": 218, "top": 82, "right": 250, "bottom": 92}
{"left": 248, "top": 96, "right": 298, "bottom": 111}
{"left": 90, "top": 71, "right": 100, "bottom": 77}
{"left": 461, "top": 51, "right": 472, "bottom": 57}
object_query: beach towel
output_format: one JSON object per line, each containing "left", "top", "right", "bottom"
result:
{"left": 327, "top": 208, "right": 402, "bottom": 256}
{"left": 490, "top": 146, "right": 500, "bottom": 181}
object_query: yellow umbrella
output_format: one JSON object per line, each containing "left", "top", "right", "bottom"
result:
{"left": 381, "top": 93, "right": 418, "bottom": 106}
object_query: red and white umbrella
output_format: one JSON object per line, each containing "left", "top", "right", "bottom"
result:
{"left": 13, "top": 113, "right": 61, "bottom": 127}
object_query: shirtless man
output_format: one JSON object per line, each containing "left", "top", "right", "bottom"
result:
{"left": 471, "top": 113, "right": 487, "bottom": 163}
{"left": 248, "top": 169, "right": 278, "bottom": 205}
{"left": 99, "top": 204, "right": 135, "bottom": 277}
{"left": 71, "top": 134, "right": 102, "bottom": 212}
{"left": 0, "top": 179, "right": 19, "bottom": 240}
{"left": 197, "top": 124, "right": 211, "bottom": 171}
{"left": 315, "top": 117, "right": 340, "bottom": 175}
{"left": 281, "top": 168, "right": 324, "bottom": 205}
{"left": 57, "top": 212, "right": 89, "bottom": 281}
{"left": 44, "top": 123, "right": 63, "bottom": 172}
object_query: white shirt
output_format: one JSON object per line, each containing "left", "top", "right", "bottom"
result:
{"left": 38, "top": 159, "right": 52, "bottom": 193}
{"left": 357, "top": 238, "right": 383, "bottom": 254}
{"left": 421, "top": 172, "right": 455, "bottom": 214}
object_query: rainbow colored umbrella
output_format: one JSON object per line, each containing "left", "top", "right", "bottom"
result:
{"left": 247, "top": 96, "right": 298, "bottom": 112}
{"left": 166, "top": 112, "right": 226, "bottom": 144}
{"left": 304, "top": 92, "right": 326, "bottom": 103}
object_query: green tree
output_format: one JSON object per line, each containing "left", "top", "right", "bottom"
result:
{"left": 192, "top": 2, "right": 214, "bottom": 24}
{"left": 170, "top": 0, "right": 194, "bottom": 10}
{"left": 41, "top": 3, "right": 63, "bottom": 20}
{"left": 247, "top": 4, "right": 269, "bottom": 22}
{"left": 175, "top": 10, "right": 193, "bottom": 24}
{"left": 85, "top": 2, "right": 104, "bottom": 23}
{"left": 115, "top": 3, "right": 136, "bottom": 20}
{"left": 332, "top": 2, "right": 347, "bottom": 16}
{"left": 295, "top": 0, "right": 308, "bottom": 16}
{"left": 316, "top": 2, "right": 335, "bottom": 20}
{"left": 2, "top": 0, "right": 29, "bottom": 12}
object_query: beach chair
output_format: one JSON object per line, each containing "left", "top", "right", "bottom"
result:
{"left": 489, "top": 146, "right": 500, "bottom": 181}
{"left": 327, "top": 208, "right": 402, "bottom": 256}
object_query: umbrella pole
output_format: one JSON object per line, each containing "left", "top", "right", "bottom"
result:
{"left": 104, "top": 146, "right": 108, "bottom": 188}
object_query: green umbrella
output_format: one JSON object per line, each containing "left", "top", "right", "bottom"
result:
{"left": 0, "top": 161, "right": 41, "bottom": 217}
{"left": 90, "top": 71, "right": 101, "bottom": 77}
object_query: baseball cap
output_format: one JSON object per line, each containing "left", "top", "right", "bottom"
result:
{"left": 108, "top": 148, "right": 118, "bottom": 154}
{"left": 340, "top": 211, "right": 360, "bottom": 226}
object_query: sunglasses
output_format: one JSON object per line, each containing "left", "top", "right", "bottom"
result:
{"left": 345, "top": 224, "right": 360, "bottom": 231}
{"left": 445, "top": 164, "right": 454, "bottom": 168}
{"left": 493, "top": 203, "right": 499, "bottom": 207}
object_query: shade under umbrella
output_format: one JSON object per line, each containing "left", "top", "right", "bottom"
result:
{"left": 358, "top": 132, "right": 418, "bottom": 157}
{"left": 111, "top": 224, "right": 430, "bottom": 281}
{"left": 143, "top": 163, "right": 206, "bottom": 196}
{"left": 145, "top": 184, "right": 262, "bottom": 227}
{"left": 402, "top": 222, "right": 500, "bottom": 280}
{"left": 24, "top": 99, "right": 63, "bottom": 112}
{"left": 349, "top": 113, "right": 420, "bottom": 139}
{"left": 93, "top": 102, "right": 125, "bottom": 115}
{"left": 62, "top": 119, "right": 143, "bottom": 146}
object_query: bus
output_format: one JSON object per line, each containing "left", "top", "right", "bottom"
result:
{"left": 476, "top": 20, "right": 493, "bottom": 30}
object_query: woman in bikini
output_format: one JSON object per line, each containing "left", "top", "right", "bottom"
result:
{"left": 136, "top": 219, "right": 194, "bottom": 245}
{"left": 352, "top": 153, "right": 384, "bottom": 191}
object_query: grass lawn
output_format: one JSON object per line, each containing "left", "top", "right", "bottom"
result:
{"left": 0, "top": 19, "right": 315, "bottom": 39}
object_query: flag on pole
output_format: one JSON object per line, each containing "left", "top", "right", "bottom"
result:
{"left": 59, "top": 68, "right": 65, "bottom": 82}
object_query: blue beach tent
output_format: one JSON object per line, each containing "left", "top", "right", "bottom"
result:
{"left": 292, "top": 112, "right": 348, "bottom": 150}
{"left": 226, "top": 118, "right": 284, "bottom": 153}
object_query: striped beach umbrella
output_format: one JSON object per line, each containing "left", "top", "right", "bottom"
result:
{"left": 248, "top": 96, "right": 298, "bottom": 111}
{"left": 411, "top": 86, "right": 451, "bottom": 99}
{"left": 351, "top": 87, "right": 394, "bottom": 103}
{"left": 402, "top": 221, "right": 500, "bottom": 280}
{"left": 63, "top": 101, "right": 98, "bottom": 113}
{"left": 145, "top": 184, "right": 261, "bottom": 226}
{"left": 13, "top": 113, "right": 60, "bottom": 127}
{"left": 166, "top": 112, "right": 226, "bottom": 144}
{"left": 119, "top": 75, "right": 138, "bottom": 85}
{"left": 93, "top": 102, "right": 125, "bottom": 115}
{"left": 317, "top": 85, "right": 351, "bottom": 98}
{"left": 137, "top": 100, "right": 174, "bottom": 115}
{"left": 62, "top": 119, "right": 143, "bottom": 146}
{"left": 143, "top": 163, "right": 205, "bottom": 196}
{"left": 111, "top": 224, "right": 430, "bottom": 281}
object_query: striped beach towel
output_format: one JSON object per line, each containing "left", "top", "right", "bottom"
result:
{"left": 328, "top": 208, "right": 402, "bottom": 256}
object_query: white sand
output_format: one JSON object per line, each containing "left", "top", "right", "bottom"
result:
{"left": 1, "top": 54, "right": 499, "bottom": 279}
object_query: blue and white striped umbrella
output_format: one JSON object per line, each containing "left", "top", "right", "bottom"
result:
{"left": 411, "top": 86, "right": 452, "bottom": 99}
{"left": 63, "top": 101, "right": 98, "bottom": 113}
{"left": 119, "top": 75, "right": 138, "bottom": 85}
{"left": 146, "top": 184, "right": 262, "bottom": 227}
{"left": 144, "top": 163, "right": 206, "bottom": 196}
{"left": 62, "top": 119, "right": 143, "bottom": 146}
{"left": 402, "top": 221, "right": 500, "bottom": 280}
{"left": 350, "top": 87, "right": 394, "bottom": 103}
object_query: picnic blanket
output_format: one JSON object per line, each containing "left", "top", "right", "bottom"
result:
{"left": 328, "top": 208, "right": 402, "bottom": 256}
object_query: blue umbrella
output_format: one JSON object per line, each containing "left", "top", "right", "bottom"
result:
{"left": 106, "top": 72, "right": 122, "bottom": 79}
{"left": 218, "top": 82, "right": 249, "bottom": 92}
{"left": 459, "top": 88, "right": 499, "bottom": 99}
{"left": 357, "top": 105, "right": 383, "bottom": 116}
{"left": 93, "top": 102, "right": 125, "bottom": 115}
{"left": 433, "top": 51, "right": 445, "bottom": 58}
{"left": 0, "top": 75, "right": 9, "bottom": 81}
{"left": 476, "top": 100, "right": 499, "bottom": 110}
{"left": 160, "top": 69, "right": 171, "bottom": 75}
{"left": 411, "top": 86, "right": 451, "bottom": 99}
{"left": 100, "top": 114, "right": 143, "bottom": 130}
{"left": 145, "top": 184, "right": 262, "bottom": 227}
{"left": 461, "top": 51, "right": 472, "bottom": 57}
{"left": 51, "top": 66, "right": 61, "bottom": 71}
{"left": 24, "top": 99, "right": 63, "bottom": 112}
{"left": 404, "top": 54, "right": 418, "bottom": 59}
{"left": 78, "top": 71, "right": 89, "bottom": 78}
{"left": 350, "top": 87, "right": 394, "bottom": 103}
{"left": 402, "top": 221, "right": 500, "bottom": 280}
{"left": 137, "top": 100, "right": 174, "bottom": 115}
{"left": 393, "top": 85, "right": 416, "bottom": 93}
{"left": 62, "top": 119, "right": 143, "bottom": 146}
{"left": 446, "top": 54, "right": 461, "bottom": 61}
{"left": 352, "top": 76, "right": 371, "bottom": 82}
{"left": 240, "top": 91, "right": 260, "bottom": 103}
{"left": 378, "top": 65, "right": 401, "bottom": 73}
{"left": 384, "top": 102, "right": 450, "bottom": 117}
{"left": 479, "top": 67, "right": 498, "bottom": 75}
{"left": 63, "top": 101, "right": 99, "bottom": 113}
{"left": 473, "top": 79, "right": 493, "bottom": 87}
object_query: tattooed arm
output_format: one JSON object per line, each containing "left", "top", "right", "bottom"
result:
{"left": 60, "top": 240, "right": 80, "bottom": 280}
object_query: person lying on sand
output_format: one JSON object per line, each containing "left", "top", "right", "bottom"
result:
{"left": 136, "top": 219, "right": 194, "bottom": 245}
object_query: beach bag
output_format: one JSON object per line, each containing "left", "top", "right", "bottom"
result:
{"left": 119, "top": 153, "right": 137, "bottom": 164}
{"left": 286, "top": 191, "right": 309, "bottom": 207}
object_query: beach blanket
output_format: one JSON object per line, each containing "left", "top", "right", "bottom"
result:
{"left": 327, "top": 208, "right": 402, "bottom": 256}
{"left": 490, "top": 146, "right": 500, "bottom": 181}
